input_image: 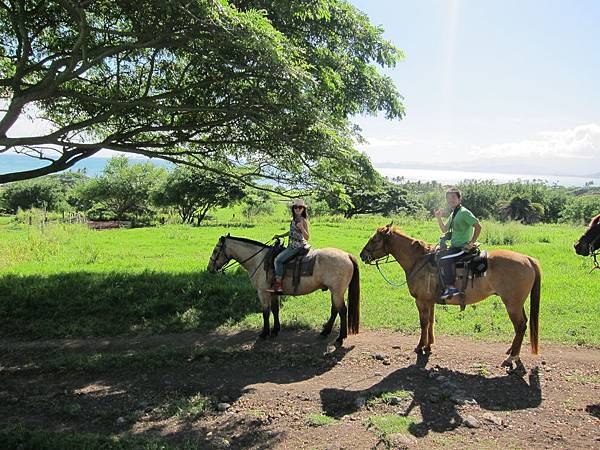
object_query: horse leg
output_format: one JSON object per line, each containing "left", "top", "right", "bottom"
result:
{"left": 501, "top": 303, "right": 528, "bottom": 374}
{"left": 425, "top": 302, "right": 435, "bottom": 353}
{"left": 414, "top": 299, "right": 430, "bottom": 354}
{"left": 332, "top": 289, "right": 348, "bottom": 345}
{"left": 258, "top": 291, "right": 271, "bottom": 339}
{"left": 321, "top": 303, "right": 338, "bottom": 336}
{"left": 270, "top": 294, "right": 281, "bottom": 337}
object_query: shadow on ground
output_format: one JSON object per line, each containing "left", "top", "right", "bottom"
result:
{"left": 0, "top": 270, "right": 264, "bottom": 339}
{"left": 0, "top": 328, "right": 350, "bottom": 449}
{"left": 320, "top": 352, "right": 542, "bottom": 437}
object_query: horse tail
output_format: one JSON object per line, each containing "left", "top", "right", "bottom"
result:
{"left": 529, "top": 257, "right": 541, "bottom": 355}
{"left": 347, "top": 254, "right": 360, "bottom": 335}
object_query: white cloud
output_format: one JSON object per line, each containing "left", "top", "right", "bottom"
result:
{"left": 471, "top": 123, "right": 600, "bottom": 160}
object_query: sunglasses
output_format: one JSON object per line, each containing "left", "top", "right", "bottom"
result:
{"left": 293, "top": 205, "right": 304, "bottom": 209}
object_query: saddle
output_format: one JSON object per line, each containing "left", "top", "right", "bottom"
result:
{"left": 434, "top": 247, "right": 488, "bottom": 310}
{"left": 264, "top": 245, "right": 317, "bottom": 294}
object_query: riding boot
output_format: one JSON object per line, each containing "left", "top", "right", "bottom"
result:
{"left": 267, "top": 277, "right": 283, "bottom": 294}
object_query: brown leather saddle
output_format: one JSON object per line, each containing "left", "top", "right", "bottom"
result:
{"left": 434, "top": 248, "right": 489, "bottom": 309}
{"left": 265, "top": 246, "right": 318, "bottom": 294}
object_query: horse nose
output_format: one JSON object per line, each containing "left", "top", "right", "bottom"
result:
{"left": 359, "top": 249, "right": 369, "bottom": 262}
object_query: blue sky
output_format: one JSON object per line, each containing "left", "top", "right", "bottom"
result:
{"left": 349, "top": 0, "right": 600, "bottom": 176}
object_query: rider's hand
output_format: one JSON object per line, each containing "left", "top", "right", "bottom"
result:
{"left": 272, "top": 234, "right": 279, "bottom": 240}
{"left": 463, "top": 242, "right": 476, "bottom": 251}
{"left": 434, "top": 210, "right": 443, "bottom": 218}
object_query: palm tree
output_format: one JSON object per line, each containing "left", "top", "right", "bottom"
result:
{"left": 497, "top": 196, "right": 545, "bottom": 224}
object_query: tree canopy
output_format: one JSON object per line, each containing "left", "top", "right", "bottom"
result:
{"left": 0, "top": 0, "right": 404, "bottom": 190}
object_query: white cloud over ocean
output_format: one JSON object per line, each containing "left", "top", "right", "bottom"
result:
{"left": 471, "top": 123, "right": 600, "bottom": 160}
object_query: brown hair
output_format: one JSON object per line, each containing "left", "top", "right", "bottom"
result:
{"left": 445, "top": 187, "right": 461, "bottom": 199}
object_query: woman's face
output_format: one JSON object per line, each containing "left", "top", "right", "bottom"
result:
{"left": 293, "top": 205, "right": 304, "bottom": 217}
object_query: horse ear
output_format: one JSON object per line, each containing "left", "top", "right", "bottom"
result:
{"left": 227, "top": 233, "right": 230, "bottom": 237}
{"left": 385, "top": 222, "right": 393, "bottom": 234}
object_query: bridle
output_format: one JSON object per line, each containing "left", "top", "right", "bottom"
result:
{"left": 209, "top": 236, "right": 273, "bottom": 276}
{"left": 363, "top": 232, "right": 431, "bottom": 288}
{"left": 587, "top": 232, "right": 600, "bottom": 273}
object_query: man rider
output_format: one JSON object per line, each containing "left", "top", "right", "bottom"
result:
{"left": 434, "top": 187, "right": 482, "bottom": 300}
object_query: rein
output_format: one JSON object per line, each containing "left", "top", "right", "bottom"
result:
{"left": 368, "top": 240, "right": 433, "bottom": 288}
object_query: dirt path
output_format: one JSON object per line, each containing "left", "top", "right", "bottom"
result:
{"left": 1, "top": 329, "right": 599, "bottom": 449}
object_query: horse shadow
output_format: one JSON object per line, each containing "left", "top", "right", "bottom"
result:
{"left": 586, "top": 404, "right": 600, "bottom": 419}
{"left": 320, "top": 353, "right": 542, "bottom": 437}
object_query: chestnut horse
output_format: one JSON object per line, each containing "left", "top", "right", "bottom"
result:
{"left": 360, "top": 224, "right": 541, "bottom": 370}
{"left": 208, "top": 235, "right": 360, "bottom": 344}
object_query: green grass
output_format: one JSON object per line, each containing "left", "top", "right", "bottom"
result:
{"left": 367, "top": 389, "right": 412, "bottom": 406}
{"left": 305, "top": 412, "right": 338, "bottom": 427}
{"left": 365, "top": 414, "right": 418, "bottom": 440}
{"left": 0, "top": 212, "right": 598, "bottom": 346}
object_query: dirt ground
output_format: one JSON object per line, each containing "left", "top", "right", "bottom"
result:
{"left": 1, "top": 329, "right": 599, "bottom": 449}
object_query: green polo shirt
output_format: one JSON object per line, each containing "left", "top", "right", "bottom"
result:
{"left": 448, "top": 206, "right": 479, "bottom": 248}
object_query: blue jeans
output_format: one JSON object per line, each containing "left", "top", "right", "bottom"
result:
{"left": 439, "top": 247, "right": 465, "bottom": 286}
{"left": 274, "top": 246, "right": 305, "bottom": 277}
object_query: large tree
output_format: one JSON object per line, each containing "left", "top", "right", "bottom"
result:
{"left": 0, "top": 0, "right": 403, "bottom": 190}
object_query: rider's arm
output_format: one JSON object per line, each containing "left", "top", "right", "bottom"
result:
{"left": 434, "top": 210, "right": 447, "bottom": 233}
{"left": 469, "top": 222, "right": 482, "bottom": 245}
{"left": 298, "top": 219, "right": 310, "bottom": 240}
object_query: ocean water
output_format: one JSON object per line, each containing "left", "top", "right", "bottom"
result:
{"left": 376, "top": 167, "right": 600, "bottom": 187}
{"left": 1, "top": 154, "right": 597, "bottom": 187}
{"left": 0, "top": 154, "right": 171, "bottom": 178}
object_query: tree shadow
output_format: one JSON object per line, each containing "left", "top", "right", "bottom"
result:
{"left": 0, "top": 270, "right": 263, "bottom": 339}
{"left": 320, "top": 353, "right": 542, "bottom": 437}
{"left": 0, "top": 329, "right": 352, "bottom": 449}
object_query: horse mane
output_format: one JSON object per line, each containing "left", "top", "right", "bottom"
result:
{"left": 390, "top": 226, "right": 435, "bottom": 254}
{"left": 225, "top": 236, "right": 269, "bottom": 247}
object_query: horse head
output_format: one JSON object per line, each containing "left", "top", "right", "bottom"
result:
{"left": 360, "top": 222, "right": 393, "bottom": 263}
{"left": 574, "top": 223, "right": 600, "bottom": 256}
{"left": 207, "top": 235, "right": 231, "bottom": 272}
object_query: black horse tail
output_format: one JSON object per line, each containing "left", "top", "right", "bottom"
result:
{"left": 347, "top": 254, "right": 360, "bottom": 335}
{"left": 529, "top": 257, "right": 541, "bottom": 355}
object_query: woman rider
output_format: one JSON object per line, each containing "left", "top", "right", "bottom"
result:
{"left": 267, "top": 199, "right": 310, "bottom": 293}
{"left": 434, "top": 187, "right": 482, "bottom": 300}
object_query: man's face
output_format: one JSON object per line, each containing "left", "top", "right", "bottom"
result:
{"left": 446, "top": 193, "right": 461, "bottom": 208}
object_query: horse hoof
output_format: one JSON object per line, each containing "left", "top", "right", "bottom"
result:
{"left": 258, "top": 332, "right": 269, "bottom": 340}
{"left": 414, "top": 347, "right": 423, "bottom": 354}
{"left": 500, "top": 359, "right": 512, "bottom": 368}
{"left": 423, "top": 346, "right": 432, "bottom": 354}
{"left": 335, "top": 338, "right": 344, "bottom": 347}
{"left": 509, "top": 361, "right": 527, "bottom": 377}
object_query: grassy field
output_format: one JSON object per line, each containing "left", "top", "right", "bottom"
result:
{"left": 0, "top": 208, "right": 598, "bottom": 346}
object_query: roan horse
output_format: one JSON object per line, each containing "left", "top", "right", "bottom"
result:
{"left": 360, "top": 224, "right": 541, "bottom": 371}
{"left": 207, "top": 235, "right": 360, "bottom": 344}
